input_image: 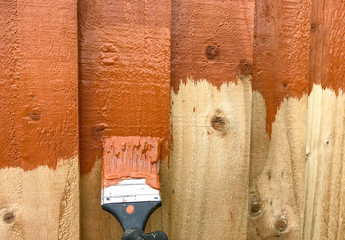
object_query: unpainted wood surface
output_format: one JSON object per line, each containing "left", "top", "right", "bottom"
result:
{"left": 170, "top": 79, "right": 252, "bottom": 239}
{"left": 304, "top": 87, "right": 345, "bottom": 240}
{"left": 170, "top": 0, "right": 254, "bottom": 239}
{"left": 249, "top": 0, "right": 311, "bottom": 239}
{"left": 304, "top": 0, "right": 345, "bottom": 239}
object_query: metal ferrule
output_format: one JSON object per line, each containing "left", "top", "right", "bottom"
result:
{"left": 101, "top": 178, "right": 161, "bottom": 205}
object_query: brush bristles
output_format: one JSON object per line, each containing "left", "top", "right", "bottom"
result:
{"left": 102, "top": 136, "right": 162, "bottom": 190}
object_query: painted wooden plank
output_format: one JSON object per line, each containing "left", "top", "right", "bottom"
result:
{"left": 0, "top": 0, "right": 79, "bottom": 239}
{"left": 248, "top": 0, "right": 311, "bottom": 239}
{"left": 78, "top": 0, "right": 171, "bottom": 239}
{"left": 303, "top": 0, "right": 345, "bottom": 239}
{"left": 170, "top": 0, "right": 254, "bottom": 239}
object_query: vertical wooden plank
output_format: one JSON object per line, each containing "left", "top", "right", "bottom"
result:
{"left": 248, "top": 0, "right": 311, "bottom": 239}
{"left": 0, "top": 0, "right": 79, "bottom": 239}
{"left": 170, "top": 0, "right": 254, "bottom": 239}
{"left": 78, "top": 0, "right": 171, "bottom": 239}
{"left": 304, "top": 0, "right": 345, "bottom": 239}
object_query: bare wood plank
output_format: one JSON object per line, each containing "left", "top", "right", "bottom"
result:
{"left": 78, "top": 0, "right": 171, "bottom": 239}
{"left": 304, "top": 0, "right": 345, "bottom": 239}
{"left": 0, "top": 0, "right": 79, "bottom": 239}
{"left": 170, "top": 0, "right": 254, "bottom": 238}
{"left": 248, "top": 0, "right": 311, "bottom": 239}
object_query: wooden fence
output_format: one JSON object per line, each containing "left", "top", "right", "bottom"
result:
{"left": 0, "top": 0, "right": 344, "bottom": 239}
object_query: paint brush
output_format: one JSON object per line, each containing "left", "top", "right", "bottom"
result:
{"left": 101, "top": 136, "right": 168, "bottom": 240}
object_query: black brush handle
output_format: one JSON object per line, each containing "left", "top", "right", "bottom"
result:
{"left": 102, "top": 201, "right": 168, "bottom": 239}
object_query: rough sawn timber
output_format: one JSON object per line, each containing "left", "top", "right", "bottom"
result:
{"left": 78, "top": 0, "right": 171, "bottom": 239}
{"left": 248, "top": 0, "right": 311, "bottom": 239}
{"left": 303, "top": 0, "right": 345, "bottom": 239}
{"left": 0, "top": 0, "right": 79, "bottom": 239}
{"left": 170, "top": 0, "right": 254, "bottom": 239}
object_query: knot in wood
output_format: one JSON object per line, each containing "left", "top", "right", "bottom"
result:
{"left": 250, "top": 201, "right": 262, "bottom": 216}
{"left": 249, "top": 198, "right": 262, "bottom": 217}
{"left": 29, "top": 110, "right": 41, "bottom": 121}
{"left": 3, "top": 211, "right": 15, "bottom": 224}
{"left": 275, "top": 216, "right": 288, "bottom": 234}
{"left": 239, "top": 59, "right": 253, "bottom": 76}
{"left": 311, "top": 22, "right": 319, "bottom": 32}
{"left": 205, "top": 45, "right": 220, "bottom": 60}
{"left": 91, "top": 123, "right": 108, "bottom": 138}
{"left": 210, "top": 114, "right": 228, "bottom": 132}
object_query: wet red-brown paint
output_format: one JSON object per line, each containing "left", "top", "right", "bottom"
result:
{"left": 102, "top": 136, "right": 161, "bottom": 190}
{"left": 171, "top": 0, "right": 310, "bottom": 137}
{"left": 171, "top": 0, "right": 310, "bottom": 138}
{"left": 0, "top": 0, "right": 342, "bottom": 175}
{"left": 309, "top": 1, "right": 345, "bottom": 237}
{"left": 171, "top": 0, "right": 345, "bottom": 137}
{"left": 252, "top": 0, "right": 345, "bottom": 137}
{"left": 171, "top": 0, "right": 255, "bottom": 93}
{"left": 309, "top": 0, "right": 345, "bottom": 95}
{"left": 0, "top": 0, "right": 78, "bottom": 170}
{"left": 252, "top": 0, "right": 311, "bottom": 136}
{"left": 78, "top": 0, "right": 171, "bottom": 175}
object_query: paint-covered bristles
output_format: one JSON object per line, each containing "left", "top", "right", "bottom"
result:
{"left": 102, "top": 136, "right": 162, "bottom": 190}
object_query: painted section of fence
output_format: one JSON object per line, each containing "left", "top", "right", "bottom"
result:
{"left": 78, "top": 0, "right": 171, "bottom": 239}
{"left": 0, "top": 0, "right": 344, "bottom": 239}
{"left": 0, "top": 0, "right": 79, "bottom": 239}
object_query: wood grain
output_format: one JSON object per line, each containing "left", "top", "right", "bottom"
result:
{"left": 304, "top": 87, "right": 345, "bottom": 240}
{"left": 170, "top": 79, "right": 252, "bottom": 239}
{"left": 170, "top": 0, "right": 254, "bottom": 238}
{"left": 1, "top": 1, "right": 345, "bottom": 239}
{"left": 0, "top": 0, "right": 79, "bottom": 239}
{"left": 249, "top": 0, "right": 311, "bottom": 239}
{"left": 78, "top": 0, "right": 171, "bottom": 239}
{"left": 304, "top": 0, "right": 345, "bottom": 239}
